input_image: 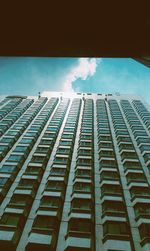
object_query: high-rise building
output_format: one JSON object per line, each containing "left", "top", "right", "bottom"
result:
{"left": 0, "top": 92, "right": 150, "bottom": 251}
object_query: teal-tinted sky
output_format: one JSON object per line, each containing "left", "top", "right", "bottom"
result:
{"left": 0, "top": 57, "right": 150, "bottom": 103}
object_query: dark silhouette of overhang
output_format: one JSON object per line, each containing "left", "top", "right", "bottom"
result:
{"left": 0, "top": 3, "right": 150, "bottom": 57}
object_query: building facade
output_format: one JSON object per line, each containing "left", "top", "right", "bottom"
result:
{"left": 0, "top": 92, "right": 150, "bottom": 251}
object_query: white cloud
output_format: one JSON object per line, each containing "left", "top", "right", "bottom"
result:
{"left": 63, "top": 58, "right": 102, "bottom": 92}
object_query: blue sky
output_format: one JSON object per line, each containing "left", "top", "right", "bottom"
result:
{"left": 0, "top": 57, "right": 150, "bottom": 103}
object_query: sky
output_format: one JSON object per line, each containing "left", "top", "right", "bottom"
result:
{"left": 0, "top": 57, "right": 150, "bottom": 103}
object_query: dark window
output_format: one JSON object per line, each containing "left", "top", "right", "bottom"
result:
{"left": 134, "top": 203, "right": 150, "bottom": 218}
{"left": 40, "top": 196, "right": 60, "bottom": 209}
{"left": 18, "top": 179, "right": 37, "bottom": 189}
{"left": 130, "top": 187, "right": 150, "bottom": 199}
{"left": 75, "top": 169, "right": 91, "bottom": 178}
{"left": 32, "top": 216, "right": 57, "bottom": 230}
{"left": 0, "top": 213, "right": 21, "bottom": 227}
{"left": 9, "top": 194, "right": 32, "bottom": 207}
{"left": 35, "top": 146, "right": 51, "bottom": 153}
{"left": 103, "top": 222, "right": 129, "bottom": 236}
{"left": 73, "top": 182, "right": 91, "bottom": 193}
{"left": 102, "top": 201, "right": 126, "bottom": 217}
{"left": 46, "top": 181, "right": 64, "bottom": 191}
{"left": 68, "top": 219, "right": 92, "bottom": 234}
{"left": 139, "top": 224, "right": 150, "bottom": 243}
{"left": 71, "top": 199, "right": 92, "bottom": 212}
{"left": 101, "top": 184, "right": 122, "bottom": 196}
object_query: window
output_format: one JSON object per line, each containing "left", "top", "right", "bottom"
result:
{"left": 102, "top": 201, "right": 126, "bottom": 217}
{"left": 0, "top": 137, "right": 15, "bottom": 143}
{"left": 64, "top": 127, "right": 75, "bottom": 132}
{"left": 121, "top": 151, "right": 138, "bottom": 160}
{"left": 35, "top": 146, "right": 51, "bottom": 154}
{"left": 81, "top": 129, "right": 92, "bottom": 133}
{"left": 116, "top": 130, "right": 129, "bottom": 137}
{"left": 130, "top": 187, "right": 150, "bottom": 199}
{"left": 119, "top": 143, "right": 134, "bottom": 151}
{"left": 19, "top": 138, "right": 34, "bottom": 144}
{"left": 14, "top": 145, "right": 30, "bottom": 153}
{"left": 99, "top": 142, "right": 113, "bottom": 148}
{"left": 11, "top": 125, "right": 25, "bottom": 131}
{"left": 79, "top": 141, "right": 92, "bottom": 147}
{"left": 143, "top": 153, "right": 150, "bottom": 162}
{"left": 5, "top": 130, "right": 20, "bottom": 136}
{"left": 59, "top": 140, "right": 72, "bottom": 146}
{"left": 0, "top": 145, "right": 9, "bottom": 151}
{"left": 100, "top": 171, "right": 119, "bottom": 180}
{"left": 134, "top": 131, "right": 148, "bottom": 138}
{"left": 46, "top": 127, "right": 58, "bottom": 132}
{"left": 57, "top": 147, "right": 71, "bottom": 155}
{"left": 140, "top": 145, "right": 150, "bottom": 152}
{"left": 43, "top": 132, "right": 56, "bottom": 138}
{"left": 103, "top": 221, "right": 129, "bottom": 238}
{"left": 50, "top": 168, "right": 66, "bottom": 176}
{"left": 99, "top": 150, "right": 115, "bottom": 158}
{"left": 101, "top": 184, "right": 122, "bottom": 197}
{"left": 24, "top": 131, "right": 38, "bottom": 137}
{"left": 123, "top": 161, "right": 142, "bottom": 170}
{"left": 40, "top": 139, "right": 54, "bottom": 145}
{"left": 134, "top": 203, "right": 150, "bottom": 219}
{"left": 25, "top": 166, "right": 42, "bottom": 175}
{"left": 114, "top": 125, "right": 127, "bottom": 130}
{"left": 98, "top": 135, "right": 112, "bottom": 141}
{"left": 0, "top": 213, "right": 21, "bottom": 228}
{"left": 32, "top": 216, "right": 57, "bottom": 230}
{"left": 117, "top": 136, "right": 132, "bottom": 143}
{"left": 100, "top": 159, "right": 118, "bottom": 169}
{"left": 73, "top": 182, "right": 91, "bottom": 193}
{"left": 61, "top": 133, "right": 74, "bottom": 139}
{"left": 46, "top": 181, "right": 64, "bottom": 191}
{"left": 18, "top": 179, "right": 37, "bottom": 189}
{"left": 31, "top": 155, "right": 47, "bottom": 164}
{"left": 75, "top": 169, "right": 91, "bottom": 178}
{"left": 131, "top": 126, "right": 144, "bottom": 131}
{"left": 0, "top": 165, "right": 17, "bottom": 174}
{"left": 0, "top": 177, "right": 9, "bottom": 186}
{"left": 126, "top": 173, "right": 146, "bottom": 183}
{"left": 78, "top": 149, "right": 92, "bottom": 156}
{"left": 77, "top": 158, "right": 93, "bottom": 166}
{"left": 137, "top": 137, "right": 150, "bottom": 145}
{"left": 80, "top": 134, "right": 92, "bottom": 140}
{"left": 7, "top": 154, "right": 24, "bottom": 163}
{"left": 71, "top": 199, "right": 92, "bottom": 212}
{"left": 68, "top": 219, "right": 92, "bottom": 235}
{"left": 9, "top": 194, "right": 32, "bottom": 207}
{"left": 40, "top": 196, "right": 60, "bottom": 209}
{"left": 139, "top": 224, "right": 150, "bottom": 244}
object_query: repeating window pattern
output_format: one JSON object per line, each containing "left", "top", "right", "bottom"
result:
{"left": 0, "top": 93, "right": 150, "bottom": 250}
{"left": 0, "top": 96, "right": 64, "bottom": 250}
{"left": 97, "top": 99, "right": 134, "bottom": 251}
{"left": 25, "top": 98, "right": 82, "bottom": 251}
{"left": 60, "top": 98, "right": 96, "bottom": 251}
